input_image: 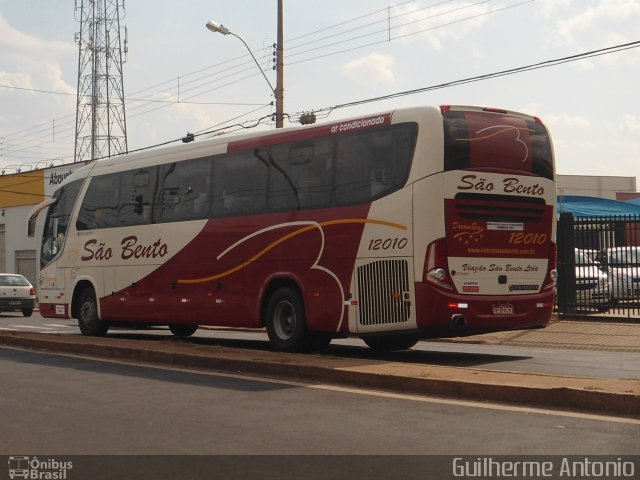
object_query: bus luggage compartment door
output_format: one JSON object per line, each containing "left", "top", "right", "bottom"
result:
{"left": 354, "top": 258, "right": 416, "bottom": 333}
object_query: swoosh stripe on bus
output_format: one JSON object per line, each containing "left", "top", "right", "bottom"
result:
{"left": 177, "top": 218, "right": 407, "bottom": 285}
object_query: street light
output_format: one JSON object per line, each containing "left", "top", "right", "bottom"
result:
{"left": 206, "top": 14, "right": 284, "bottom": 128}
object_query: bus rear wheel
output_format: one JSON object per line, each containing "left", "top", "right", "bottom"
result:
{"left": 264, "top": 286, "right": 311, "bottom": 352}
{"left": 169, "top": 324, "right": 198, "bottom": 337}
{"left": 77, "top": 288, "right": 109, "bottom": 336}
{"left": 22, "top": 308, "right": 33, "bottom": 317}
{"left": 362, "top": 333, "right": 419, "bottom": 353}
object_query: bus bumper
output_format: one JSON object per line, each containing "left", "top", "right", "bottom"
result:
{"left": 39, "top": 302, "right": 70, "bottom": 319}
{"left": 414, "top": 282, "right": 554, "bottom": 337}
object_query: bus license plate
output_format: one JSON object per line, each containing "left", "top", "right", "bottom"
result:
{"left": 8, "top": 301, "right": 21, "bottom": 306}
{"left": 492, "top": 303, "right": 514, "bottom": 315}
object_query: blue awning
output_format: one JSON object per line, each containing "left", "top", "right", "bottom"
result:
{"left": 557, "top": 196, "right": 640, "bottom": 217}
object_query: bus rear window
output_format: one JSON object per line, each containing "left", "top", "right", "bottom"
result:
{"left": 443, "top": 110, "right": 553, "bottom": 180}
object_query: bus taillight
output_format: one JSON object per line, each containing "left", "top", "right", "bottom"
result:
{"left": 424, "top": 238, "right": 454, "bottom": 290}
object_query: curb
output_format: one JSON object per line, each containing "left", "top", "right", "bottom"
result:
{"left": 1, "top": 331, "right": 638, "bottom": 418}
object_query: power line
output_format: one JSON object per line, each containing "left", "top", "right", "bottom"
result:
{"left": 302, "top": 40, "right": 640, "bottom": 116}
{"left": 286, "top": 0, "right": 464, "bottom": 53}
{"left": 106, "top": 39, "right": 640, "bottom": 156}
{"left": 0, "top": 1, "right": 437, "bottom": 160}
{"left": 2, "top": 0, "right": 628, "bottom": 170}
{"left": 286, "top": 0, "right": 419, "bottom": 43}
{"left": 1, "top": 0, "right": 519, "bottom": 146}
{"left": 287, "top": 0, "right": 526, "bottom": 65}
{"left": 4, "top": 38, "right": 639, "bottom": 175}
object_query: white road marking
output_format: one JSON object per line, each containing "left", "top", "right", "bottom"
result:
{"left": 10, "top": 325, "right": 57, "bottom": 330}
{"left": 304, "top": 383, "right": 640, "bottom": 426}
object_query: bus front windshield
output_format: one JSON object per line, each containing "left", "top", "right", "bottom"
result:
{"left": 41, "top": 179, "right": 83, "bottom": 268}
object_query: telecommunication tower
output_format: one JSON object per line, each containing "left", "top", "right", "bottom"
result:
{"left": 74, "top": 0, "right": 128, "bottom": 162}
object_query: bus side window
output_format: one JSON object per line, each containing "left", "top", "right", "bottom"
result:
{"left": 118, "top": 168, "right": 157, "bottom": 226}
{"left": 290, "top": 140, "right": 333, "bottom": 210}
{"left": 213, "top": 152, "right": 267, "bottom": 216}
{"left": 267, "top": 145, "right": 299, "bottom": 211}
{"left": 159, "top": 159, "right": 211, "bottom": 222}
{"left": 77, "top": 174, "right": 120, "bottom": 230}
{"left": 335, "top": 132, "right": 374, "bottom": 205}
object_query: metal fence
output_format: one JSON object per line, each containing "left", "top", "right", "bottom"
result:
{"left": 556, "top": 213, "right": 640, "bottom": 318}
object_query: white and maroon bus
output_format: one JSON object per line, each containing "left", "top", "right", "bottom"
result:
{"left": 29, "top": 105, "right": 556, "bottom": 352}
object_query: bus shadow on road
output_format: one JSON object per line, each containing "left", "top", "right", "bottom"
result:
{"left": 325, "top": 344, "right": 533, "bottom": 368}
{"left": 107, "top": 330, "right": 533, "bottom": 369}
{"left": 0, "top": 345, "right": 297, "bottom": 393}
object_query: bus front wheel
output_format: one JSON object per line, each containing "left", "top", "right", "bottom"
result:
{"left": 77, "top": 288, "right": 109, "bottom": 336}
{"left": 264, "top": 286, "right": 310, "bottom": 352}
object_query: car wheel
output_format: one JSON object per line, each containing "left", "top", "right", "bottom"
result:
{"left": 169, "top": 324, "right": 198, "bottom": 337}
{"left": 77, "top": 288, "right": 109, "bottom": 336}
{"left": 22, "top": 308, "right": 33, "bottom": 317}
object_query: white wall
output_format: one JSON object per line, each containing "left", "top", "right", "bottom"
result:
{"left": 557, "top": 175, "right": 637, "bottom": 200}
{"left": 2, "top": 204, "right": 38, "bottom": 273}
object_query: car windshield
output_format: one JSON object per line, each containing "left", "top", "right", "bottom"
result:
{"left": 607, "top": 248, "right": 640, "bottom": 266}
{"left": 0, "top": 275, "right": 30, "bottom": 287}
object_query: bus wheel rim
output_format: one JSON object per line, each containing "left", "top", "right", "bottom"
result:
{"left": 273, "top": 301, "right": 296, "bottom": 340}
{"left": 81, "top": 298, "right": 95, "bottom": 323}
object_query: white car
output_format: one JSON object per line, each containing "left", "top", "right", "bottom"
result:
{"left": 0, "top": 274, "right": 35, "bottom": 317}
{"left": 603, "top": 246, "right": 640, "bottom": 302}
{"left": 574, "top": 249, "right": 610, "bottom": 311}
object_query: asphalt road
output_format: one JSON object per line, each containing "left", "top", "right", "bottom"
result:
{"left": 1, "top": 346, "right": 638, "bottom": 456}
{"left": 1, "top": 312, "right": 638, "bottom": 380}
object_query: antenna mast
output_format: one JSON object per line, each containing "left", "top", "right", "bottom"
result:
{"left": 74, "top": 0, "right": 128, "bottom": 162}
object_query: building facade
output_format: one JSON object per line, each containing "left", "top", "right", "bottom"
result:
{"left": 557, "top": 175, "right": 637, "bottom": 200}
{"left": 0, "top": 164, "right": 87, "bottom": 286}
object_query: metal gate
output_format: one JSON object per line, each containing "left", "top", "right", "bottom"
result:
{"left": 557, "top": 213, "right": 640, "bottom": 318}
{"left": 15, "top": 250, "right": 37, "bottom": 287}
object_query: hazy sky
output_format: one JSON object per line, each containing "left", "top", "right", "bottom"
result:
{"left": 0, "top": 0, "right": 639, "bottom": 180}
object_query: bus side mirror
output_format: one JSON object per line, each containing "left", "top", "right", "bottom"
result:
{"left": 27, "top": 197, "right": 57, "bottom": 237}
{"left": 27, "top": 216, "right": 36, "bottom": 238}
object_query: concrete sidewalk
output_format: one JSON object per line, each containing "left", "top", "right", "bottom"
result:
{"left": 447, "top": 317, "right": 640, "bottom": 353}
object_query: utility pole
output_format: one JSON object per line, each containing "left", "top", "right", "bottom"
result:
{"left": 74, "top": 0, "right": 128, "bottom": 162}
{"left": 275, "top": 0, "right": 284, "bottom": 128}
